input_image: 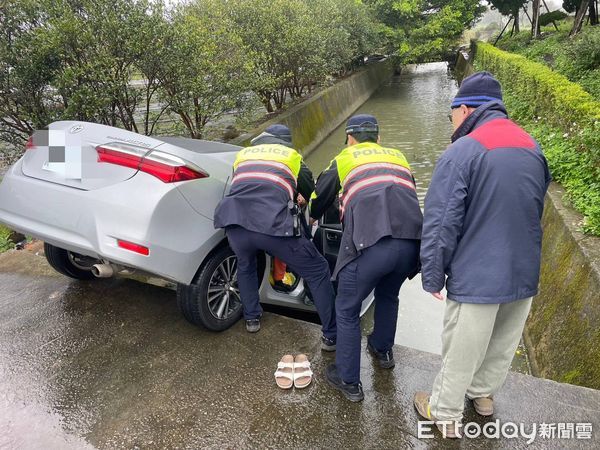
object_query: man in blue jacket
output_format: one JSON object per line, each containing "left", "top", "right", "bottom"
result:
{"left": 413, "top": 72, "right": 551, "bottom": 438}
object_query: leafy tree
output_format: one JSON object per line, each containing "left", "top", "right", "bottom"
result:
{"left": 0, "top": 0, "right": 170, "bottom": 146}
{"left": 130, "top": 1, "right": 173, "bottom": 135}
{"left": 563, "top": 0, "right": 578, "bottom": 12}
{"left": 487, "top": 0, "right": 528, "bottom": 33}
{"left": 157, "top": 4, "right": 253, "bottom": 138}
{"left": 0, "top": 0, "right": 58, "bottom": 145}
{"left": 47, "top": 0, "right": 164, "bottom": 132}
{"left": 564, "top": 0, "right": 598, "bottom": 29}
{"left": 367, "top": 0, "right": 485, "bottom": 63}
{"left": 539, "top": 10, "right": 568, "bottom": 27}
{"left": 207, "top": 0, "right": 380, "bottom": 112}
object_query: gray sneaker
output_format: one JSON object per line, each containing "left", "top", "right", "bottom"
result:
{"left": 413, "top": 392, "right": 461, "bottom": 439}
{"left": 472, "top": 396, "right": 494, "bottom": 416}
{"left": 245, "top": 319, "right": 260, "bottom": 333}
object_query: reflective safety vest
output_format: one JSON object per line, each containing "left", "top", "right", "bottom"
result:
{"left": 214, "top": 143, "right": 308, "bottom": 237}
{"left": 231, "top": 144, "right": 303, "bottom": 201}
{"left": 336, "top": 142, "right": 416, "bottom": 218}
{"left": 308, "top": 141, "right": 423, "bottom": 279}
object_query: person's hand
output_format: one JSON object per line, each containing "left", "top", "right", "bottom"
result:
{"left": 297, "top": 194, "right": 306, "bottom": 207}
{"left": 430, "top": 292, "right": 445, "bottom": 301}
{"left": 309, "top": 217, "right": 317, "bottom": 226}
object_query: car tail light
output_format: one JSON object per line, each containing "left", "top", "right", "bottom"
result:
{"left": 25, "top": 136, "right": 34, "bottom": 150}
{"left": 96, "top": 143, "right": 146, "bottom": 169}
{"left": 141, "top": 150, "right": 209, "bottom": 183}
{"left": 117, "top": 239, "right": 149, "bottom": 256}
{"left": 96, "top": 143, "right": 208, "bottom": 183}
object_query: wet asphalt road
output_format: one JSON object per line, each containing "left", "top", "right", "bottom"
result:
{"left": 2, "top": 244, "right": 600, "bottom": 449}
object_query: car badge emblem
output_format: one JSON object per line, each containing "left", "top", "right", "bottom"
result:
{"left": 69, "top": 124, "right": 84, "bottom": 134}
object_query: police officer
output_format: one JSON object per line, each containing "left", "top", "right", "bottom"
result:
{"left": 309, "top": 114, "right": 423, "bottom": 401}
{"left": 214, "top": 124, "right": 336, "bottom": 348}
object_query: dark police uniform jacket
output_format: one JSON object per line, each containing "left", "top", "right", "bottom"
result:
{"left": 309, "top": 142, "right": 423, "bottom": 278}
{"left": 214, "top": 135, "right": 314, "bottom": 237}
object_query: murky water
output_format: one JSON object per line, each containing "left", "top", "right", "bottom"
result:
{"left": 306, "top": 62, "right": 457, "bottom": 204}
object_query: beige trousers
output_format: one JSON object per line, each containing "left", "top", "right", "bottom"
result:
{"left": 429, "top": 297, "right": 533, "bottom": 422}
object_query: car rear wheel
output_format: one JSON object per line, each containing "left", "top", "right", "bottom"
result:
{"left": 177, "top": 246, "right": 244, "bottom": 331}
{"left": 43, "top": 243, "right": 98, "bottom": 280}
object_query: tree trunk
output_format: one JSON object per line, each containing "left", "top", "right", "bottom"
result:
{"left": 570, "top": 0, "right": 589, "bottom": 36}
{"left": 494, "top": 17, "right": 513, "bottom": 45}
{"left": 523, "top": 7, "right": 533, "bottom": 25}
{"left": 514, "top": 12, "right": 520, "bottom": 33}
{"left": 256, "top": 91, "right": 274, "bottom": 113}
{"left": 532, "top": 0, "right": 541, "bottom": 38}
{"left": 590, "top": 0, "right": 598, "bottom": 25}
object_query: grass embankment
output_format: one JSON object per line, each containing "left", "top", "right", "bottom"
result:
{"left": 475, "top": 42, "right": 600, "bottom": 235}
{"left": 495, "top": 23, "right": 600, "bottom": 102}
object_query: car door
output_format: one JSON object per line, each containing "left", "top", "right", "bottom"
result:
{"left": 313, "top": 203, "right": 342, "bottom": 277}
{"left": 313, "top": 202, "right": 375, "bottom": 316}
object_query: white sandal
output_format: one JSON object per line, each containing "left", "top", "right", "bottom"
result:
{"left": 274, "top": 355, "right": 294, "bottom": 389}
{"left": 293, "top": 354, "right": 313, "bottom": 389}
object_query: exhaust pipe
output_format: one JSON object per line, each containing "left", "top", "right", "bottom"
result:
{"left": 91, "top": 263, "right": 115, "bottom": 278}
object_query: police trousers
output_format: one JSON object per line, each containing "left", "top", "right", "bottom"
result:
{"left": 336, "top": 236, "right": 420, "bottom": 384}
{"left": 225, "top": 226, "right": 337, "bottom": 339}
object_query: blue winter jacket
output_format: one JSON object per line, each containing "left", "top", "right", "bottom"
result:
{"left": 420, "top": 101, "right": 551, "bottom": 303}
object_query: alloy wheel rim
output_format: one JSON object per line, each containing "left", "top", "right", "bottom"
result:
{"left": 207, "top": 256, "right": 241, "bottom": 320}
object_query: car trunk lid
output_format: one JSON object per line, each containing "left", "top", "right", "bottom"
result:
{"left": 21, "top": 121, "right": 164, "bottom": 190}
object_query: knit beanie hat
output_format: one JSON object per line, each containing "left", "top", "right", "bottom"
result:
{"left": 451, "top": 71, "right": 503, "bottom": 109}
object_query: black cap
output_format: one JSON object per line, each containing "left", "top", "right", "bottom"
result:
{"left": 345, "top": 114, "right": 378, "bottom": 144}
{"left": 264, "top": 124, "right": 292, "bottom": 143}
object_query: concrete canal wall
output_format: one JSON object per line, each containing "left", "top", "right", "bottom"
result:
{"left": 455, "top": 48, "right": 600, "bottom": 390}
{"left": 527, "top": 184, "right": 600, "bottom": 389}
{"left": 231, "top": 60, "right": 393, "bottom": 156}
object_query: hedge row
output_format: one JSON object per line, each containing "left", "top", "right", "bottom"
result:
{"left": 475, "top": 42, "right": 600, "bottom": 132}
{"left": 474, "top": 42, "right": 600, "bottom": 235}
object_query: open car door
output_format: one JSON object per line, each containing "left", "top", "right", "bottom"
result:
{"left": 313, "top": 203, "right": 375, "bottom": 317}
{"left": 258, "top": 202, "right": 374, "bottom": 317}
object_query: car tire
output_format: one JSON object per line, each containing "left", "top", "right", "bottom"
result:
{"left": 177, "top": 245, "right": 244, "bottom": 332}
{"left": 43, "top": 243, "right": 97, "bottom": 280}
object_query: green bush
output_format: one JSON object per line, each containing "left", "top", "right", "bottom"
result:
{"left": 0, "top": 224, "right": 13, "bottom": 253}
{"left": 565, "top": 27, "right": 600, "bottom": 72}
{"left": 539, "top": 11, "right": 568, "bottom": 27}
{"left": 475, "top": 42, "right": 600, "bottom": 235}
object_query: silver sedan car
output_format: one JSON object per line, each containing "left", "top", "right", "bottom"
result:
{"left": 0, "top": 121, "right": 373, "bottom": 331}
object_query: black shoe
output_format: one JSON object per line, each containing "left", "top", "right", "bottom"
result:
{"left": 245, "top": 318, "right": 260, "bottom": 333}
{"left": 321, "top": 335, "right": 336, "bottom": 351}
{"left": 325, "top": 364, "right": 364, "bottom": 402}
{"left": 367, "top": 340, "right": 395, "bottom": 369}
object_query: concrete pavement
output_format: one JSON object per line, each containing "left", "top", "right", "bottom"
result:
{"left": 1, "top": 246, "right": 599, "bottom": 449}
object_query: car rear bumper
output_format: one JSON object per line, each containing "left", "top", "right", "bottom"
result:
{"left": 0, "top": 159, "right": 222, "bottom": 284}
